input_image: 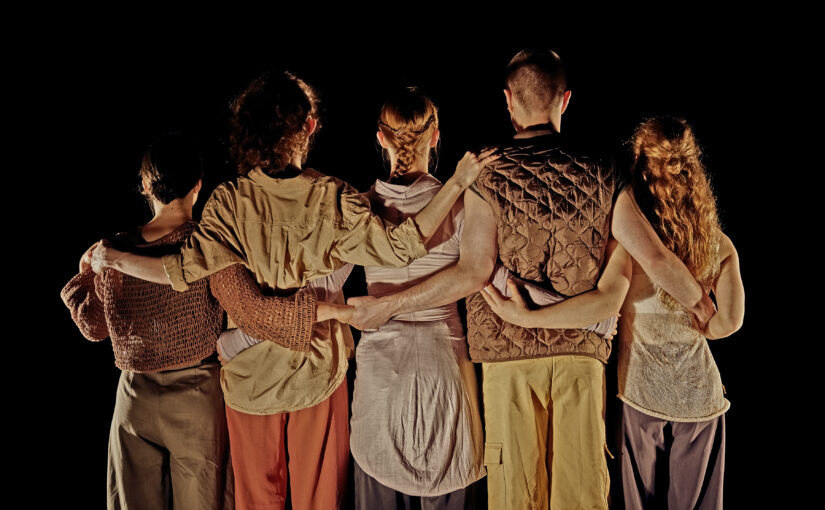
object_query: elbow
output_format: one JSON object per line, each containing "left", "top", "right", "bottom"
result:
{"left": 463, "top": 261, "right": 495, "bottom": 294}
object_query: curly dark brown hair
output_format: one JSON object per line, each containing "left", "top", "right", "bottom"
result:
{"left": 229, "top": 70, "right": 321, "bottom": 176}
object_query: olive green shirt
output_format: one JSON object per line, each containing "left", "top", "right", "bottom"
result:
{"left": 162, "top": 168, "right": 429, "bottom": 413}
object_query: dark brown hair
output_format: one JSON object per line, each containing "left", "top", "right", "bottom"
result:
{"left": 139, "top": 132, "right": 203, "bottom": 205}
{"left": 229, "top": 71, "right": 321, "bottom": 176}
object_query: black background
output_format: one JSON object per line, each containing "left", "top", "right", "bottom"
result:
{"left": 31, "top": 17, "right": 790, "bottom": 509}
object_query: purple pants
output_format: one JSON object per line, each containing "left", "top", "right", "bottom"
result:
{"left": 619, "top": 401, "right": 726, "bottom": 510}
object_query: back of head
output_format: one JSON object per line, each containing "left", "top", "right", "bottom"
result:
{"left": 630, "top": 116, "right": 721, "bottom": 299}
{"left": 505, "top": 49, "right": 567, "bottom": 116}
{"left": 378, "top": 86, "right": 439, "bottom": 179}
{"left": 140, "top": 132, "right": 203, "bottom": 204}
{"left": 230, "top": 70, "right": 321, "bottom": 176}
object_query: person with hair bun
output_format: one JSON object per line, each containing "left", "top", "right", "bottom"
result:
{"left": 481, "top": 116, "right": 744, "bottom": 509}
{"left": 346, "top": 87, "right": 485, "bottom": 509}
{"left": 90, "top": 71, "right": 497, "bottom": 510}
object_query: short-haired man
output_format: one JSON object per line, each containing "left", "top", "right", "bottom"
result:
{"left": 348, "top": 49, "right": 715, "bottom": 510}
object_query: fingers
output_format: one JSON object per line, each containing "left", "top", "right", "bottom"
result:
{"left": 347, "top": 296, "right": 375, "bottom": 307}
{"left": 505, "top": 278, "right": 525, "bottom": 303}
{"left": 481, "top": 283, "right": 504, "bottom": 308}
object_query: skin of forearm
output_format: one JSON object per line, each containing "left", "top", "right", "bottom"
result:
{"left": 704, "top": 251, "right": 745, "bottom": 340}
{"left": 612, "top": 191, "right": 704, "bottom": 311}
{"left": 642, "top": 251, "right": 704, "bottom": 309}
{"left": 412, "top": 179, "right": 463, "bottom": 240}
{"left": 111, "top": 251, "right": 171, "bottom": 285}
{"left": 521, "top": 287, "right": 624, "bottom": 329}
{"left": 383, "top": 259, "right": 491, "bottom": 317}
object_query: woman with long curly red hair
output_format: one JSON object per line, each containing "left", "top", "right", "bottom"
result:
{"left": 481, "top": 116, "right": 744, "bottom": 509}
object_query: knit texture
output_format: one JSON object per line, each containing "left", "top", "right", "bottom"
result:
{"left": 61, "top": 222, "right": 222, "bottom": 372}
{"left": 467, "top": 135, "right": 615, "bottom": 364}
{"left": 210, "top": 263, "right": 317, "bottom": 352}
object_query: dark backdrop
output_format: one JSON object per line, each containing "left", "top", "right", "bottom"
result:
{"left": 33, "top": 22, "right": 785, "bottom": 509}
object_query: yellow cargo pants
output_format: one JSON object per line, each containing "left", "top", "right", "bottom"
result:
{"left": 482, "top": 356, "right": 608, "bottom": 510}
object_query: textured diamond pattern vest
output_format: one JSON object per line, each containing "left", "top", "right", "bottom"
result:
{"left": 467, "top": 133, "right": 615, "bottom": 363}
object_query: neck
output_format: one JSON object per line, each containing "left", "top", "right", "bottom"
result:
{"left": 512, "top": 111, "right": 561, "bottom": 138}
{"left": 389, "top": 154, "right": 429, "bottom": 184}
{"left": 143, "top": 199, "right": 193, "bottom": 240}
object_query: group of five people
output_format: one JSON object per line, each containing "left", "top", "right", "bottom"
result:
{"left": 62, "top": 48, "right": 744, "bottom": 510}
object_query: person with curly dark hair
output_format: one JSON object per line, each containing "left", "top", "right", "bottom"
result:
{"left": 90, "top": 70, "right": 497, "bottom": 510}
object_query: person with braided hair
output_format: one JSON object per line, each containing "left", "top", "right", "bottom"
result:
{"left": 345, "top": 49, "right": 721, "bottom": 510}
{"left": 90, "top": 71, "right": 497, "bottom": 510}
{"left": 481, "top": 116, "right": 744, "bottom": 509}
{"left": 346, "top": 87, "right": 485, "bottom": 509}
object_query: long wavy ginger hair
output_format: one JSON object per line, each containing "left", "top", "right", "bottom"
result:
{"left": 630, "top": 116, "right": 721, "bottom": 307}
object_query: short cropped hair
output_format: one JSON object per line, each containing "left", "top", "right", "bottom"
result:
{"left": 505, "top": 49, "right": 567, "bottom": 114}
{"left": 139, "top": 133, "right": 203, "bottom": 205}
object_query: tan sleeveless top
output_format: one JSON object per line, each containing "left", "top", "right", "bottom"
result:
{"left": 617, "top": 260, "right": 729, "bottom": 422}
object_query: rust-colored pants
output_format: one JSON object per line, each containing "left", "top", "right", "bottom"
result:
{"left": 225, "top": 379, "right": 350, "bottom": 510}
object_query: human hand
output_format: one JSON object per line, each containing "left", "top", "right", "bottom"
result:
{"left": 451, "top": 148, "right": 500, "bottom": 189}
{"left": 481, "top": 278, "right": 533, "bottom": 328}
{"left": 692, "top": 293, "right": 717, "bottom": 331}
{"left": 90, "top": 239, "right": 121, "bottom": 274}
{"left": 346, "top": 295, "right": 395, "bottom": 331}
{"left": 218, "top": 353, "right": 228, "bottom": 366}
{"left": 79, "top": 241, "right": 99, "bottom": 273}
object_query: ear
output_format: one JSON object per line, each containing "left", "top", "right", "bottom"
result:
{"left": 503, "top": 89, "right": 514, "bottom": 112}
{"left": 141, "top": 175, "right": 151, "bottom": 195}
{"left": 376, "top": 130, "right": 388, "bottom": 149}
{"left": 429, "top": 128, "right": 440, "bottom": 148}
{"left": 305, "top": 116, "right": 318, "bottom": 135}
{"left": 191, "top": 178, "right": 203, "bottom": 204}
{"left": 560, "top": 90, "right": 572, "bottom": 114}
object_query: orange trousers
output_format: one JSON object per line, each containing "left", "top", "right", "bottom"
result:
{"left": 225, "top": 379, "right": 350, "bottom": 510}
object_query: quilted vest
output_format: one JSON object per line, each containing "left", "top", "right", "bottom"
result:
{"left": 466, "top": 132, "right": 615, "bottom": 363}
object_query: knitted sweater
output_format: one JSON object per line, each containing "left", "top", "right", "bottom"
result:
{"left": 61, "top": 222, "right": 222, "bottom": 372}
{"left": 62, "top": 222, "right": 321, "bottom": 371}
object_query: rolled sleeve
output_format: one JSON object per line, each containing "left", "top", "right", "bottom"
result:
{"left": 162, "top": 253, "right": 189, "bottom": 292}
{"left": 331, "top": 183, "right": 428, "bottom": 268}
{"left": 167, "top": 185, "right": 246, "bottom": 291}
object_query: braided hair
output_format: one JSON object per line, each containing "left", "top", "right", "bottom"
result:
{"left": 378, "top": 86, "right": 439, "bottom": 180}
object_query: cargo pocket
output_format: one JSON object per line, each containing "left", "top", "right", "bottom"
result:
{"left": 484, "top": 443, "right": 505, "bottom": 509}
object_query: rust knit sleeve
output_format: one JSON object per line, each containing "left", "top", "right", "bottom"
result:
{"left": 60, "top": 268, "right": 109, "bottom": 341}
{"left": 209, "top": 264, "right": 317, "bottom": 352}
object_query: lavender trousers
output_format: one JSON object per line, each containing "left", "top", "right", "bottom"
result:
{"left": 619, "top": 401, "right": 726, "bottom": 510}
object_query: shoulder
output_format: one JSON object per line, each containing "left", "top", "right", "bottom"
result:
{"left": 716, "top": 230, "right": 737, "bottom": 261}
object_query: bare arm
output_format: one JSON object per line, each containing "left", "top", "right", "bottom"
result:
{"left": 612, "top": 189, "right": 715, "bottom": 326}
{"left": 347, "top": 189, "right": 498, "bottom": 330}
{"left": 481, "top": 239, "right": 632, "bottom": 329}
{"left": 704, "top": 233, "right": 745, "bottom": 339}
{"left": 412, "top": 149, "right": 498, "bottom": 240}
{"left": 91, "top": 243, "right": 171, "bottom": 284}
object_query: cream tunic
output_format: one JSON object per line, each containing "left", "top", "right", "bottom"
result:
{"left": 350, "top": 174, "right": 485, "bottom": 496}
{"left": 617, "top": 260, "right": 730, "bottom": 422}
